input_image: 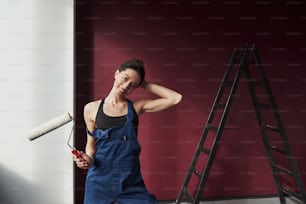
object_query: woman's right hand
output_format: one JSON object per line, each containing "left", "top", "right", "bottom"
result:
{"left": 72, "top": 150, "right": 94, "bottom": 169}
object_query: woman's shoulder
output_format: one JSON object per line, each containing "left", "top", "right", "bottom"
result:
{"left": 85, "top": 99, "right": 101, "bottom": 108}
{"left": 84, "top": 99, "right": 102, "bottom": 115}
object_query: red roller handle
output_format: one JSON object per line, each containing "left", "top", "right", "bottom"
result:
{"left": 71, "top": 149, "right": 81, "bottom": 158}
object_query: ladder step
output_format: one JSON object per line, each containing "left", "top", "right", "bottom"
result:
{"left": 247, "top": 59, "right": 256, "bottom": 64}
{"left": 207, "top": 124, "right": 218, "bottom": 132}
{"left": 269, "top": 145, "right": 286, "bottom": 154}
{"left": 232, "top": 58, "right": 240, "bottom": 64}
{"left": 261, "top": 123, "right": 279, "bottom": 132}
{"left": 182, "top": 186, "right": 194, "bottom": 201}
{"left": 279, "top": 186, "right": 302, "bottom": 200}
{"left": 251, "top": 81, "right": 263, "bottom": 87}
{"left": 273, "top": 165, "right": 293, "bottom": 177}
{"left": 200, "top": 146, "right": 211, "bottom": 155}
{"left": 256, "top": 103, "right": 271, "bottom": 109}
{"left": 223, "top": 81, "right": 233, "bottom": 87}
{"left": 193, "top": 169, "right": 202, "bottom": 178}
{"left": 215, "top": 103, "right": 226, "bottom": 109}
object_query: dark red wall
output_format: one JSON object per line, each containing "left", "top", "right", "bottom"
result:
{"left": 74, "top": 0, "right": 306, "bottom": 202}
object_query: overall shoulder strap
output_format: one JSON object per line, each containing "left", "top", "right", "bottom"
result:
{"left": 126, "top": 99, "right": 135, "bottom": 122}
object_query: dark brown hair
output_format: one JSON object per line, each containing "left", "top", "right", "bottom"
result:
{"left": 118, "top": 59, "right": 145, "bottom": 86}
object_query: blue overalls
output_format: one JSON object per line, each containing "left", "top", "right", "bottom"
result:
{"left": 84, "top": 100, "right": 159, "bottom": 204}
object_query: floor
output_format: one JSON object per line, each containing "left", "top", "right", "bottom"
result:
{"left": 161, "top": 196, "right": 303, "bottom": 204}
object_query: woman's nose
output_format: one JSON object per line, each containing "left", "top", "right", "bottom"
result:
{"left": 122, "top": 82, "right": 131, "bottom": 90}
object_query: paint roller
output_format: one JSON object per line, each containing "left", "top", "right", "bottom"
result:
{"left": 27, "top": 112, "right": 80, "bottom": 157}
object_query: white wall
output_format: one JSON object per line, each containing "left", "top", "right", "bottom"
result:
{"left": 0, "top": 0, "right": 74, "bottom": 204}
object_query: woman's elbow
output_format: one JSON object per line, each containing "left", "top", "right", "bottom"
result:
{"left": 173, "top": 93, "right": 183, "bottom": 105}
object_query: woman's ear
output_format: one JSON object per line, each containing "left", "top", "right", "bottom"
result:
{"left": 114, "top": 69, "right": 120, "bottom": 79}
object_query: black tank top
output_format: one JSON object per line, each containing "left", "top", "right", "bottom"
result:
{"left": 95, "top": 99, "right": 138, "bottom": 130}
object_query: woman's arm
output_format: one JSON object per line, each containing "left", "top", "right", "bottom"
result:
{"left": 134, "top": 81, "right": 182, "bottom": 115}
{"left": 83, "top": 102, "right": 97, "bottom": 159}
{"left": 73, "top": 102, "right": 97, "bottom": 169}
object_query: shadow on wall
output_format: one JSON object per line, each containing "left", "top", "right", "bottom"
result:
{"left": 0, "top": 164, "right": 36, "bottom": 204}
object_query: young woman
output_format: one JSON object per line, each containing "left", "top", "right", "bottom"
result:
{"left": 73, "top": 59, "right": 182, "bottom": 204}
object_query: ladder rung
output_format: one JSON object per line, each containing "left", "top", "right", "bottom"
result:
{"left": 232, "top": 58, "right": 240, "bottom": 64}
{"left": 251, "top": 81, "right": 263, "bottom": 87}
{"left": 262, "top": 123, "right": 279, "bottom": 132}
{"left": 247, "top": 59, "right": 256, "bottom": 64}
{"left": 193, "top": 169, "right": 202, "bottom": 178}
{"left": 215, "top": 103, "right": 226, "bottom": 109}
{"left": 223, "top": 81, "right": 233, "bottom": 87}
{"left": 201, "top": 147, "right": 211, "bottom": 155}
{"left": 182, "top": 186, "right": 194, "bottom": 201}
{"left": 207, "top": 124, "right": 218, "bottom": 132}
{"left": 269, "top": 145, "right": 286, "bottom": 154}
{"left": 256, "top": 103, "right": 271, "bottom": 109}
{"left": 279, "top": 186, "right": 302, "bottom": 200}
{"left": 273, "top": 165, "right": 293, "bottom": 177}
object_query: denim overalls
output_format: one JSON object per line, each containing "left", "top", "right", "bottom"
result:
{"left": 84, "top": 100, "right": 158, "bottom": 204}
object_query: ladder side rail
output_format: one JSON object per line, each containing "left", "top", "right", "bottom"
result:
{"left": 176, "top": 49, "right": 239, "bottom": 203}
{"left": 175, "top": 125, "right": 212, "bottom": 203}
{"left": 192, "top": 48, "right": 249, "bottom": 204}
{"left": 252, "top": 48, "right": 306, "bottom": 202}
{"left": 244, "top": 66, "right": 286, "bottom": 204}
{"left": 205, "top": 48, "right": 240, "bottom": 125}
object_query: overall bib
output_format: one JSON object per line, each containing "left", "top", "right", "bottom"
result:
{"left": 84, "top": 100, "right": 158, "bottom": 204}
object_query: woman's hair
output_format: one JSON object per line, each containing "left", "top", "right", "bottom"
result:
{"left": 118, "top": 59, "right": 145, "bottom": 86}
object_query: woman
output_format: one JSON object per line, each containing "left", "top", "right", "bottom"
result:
{"left": 73, "top": 59, "right": 182, "bottom": 204}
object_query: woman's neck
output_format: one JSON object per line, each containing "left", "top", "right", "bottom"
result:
{"left": 104, "top": 91, "right": 126, "bottom": 106}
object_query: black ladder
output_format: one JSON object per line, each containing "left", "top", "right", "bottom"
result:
{"left": 176, "top": 46, "right": 306, "bottom": 204}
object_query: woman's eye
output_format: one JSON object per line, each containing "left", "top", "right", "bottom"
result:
{"left": 131, "top": 84, "right": 138, "bottom": 89}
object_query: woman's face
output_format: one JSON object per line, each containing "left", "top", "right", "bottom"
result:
{"left": 114, "top": 68, "right": 141, "bottom": 97}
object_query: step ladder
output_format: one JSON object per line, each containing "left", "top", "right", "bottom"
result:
{"left": 176, "top": 46, "right": 306, "bottom": 204}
